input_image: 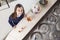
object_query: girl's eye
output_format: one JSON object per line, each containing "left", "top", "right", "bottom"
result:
{"left": 18, "top": 9, "right": 21, "bottom": 12}
{"left": 21, "top": 10, "right": 23, "bottom": 12}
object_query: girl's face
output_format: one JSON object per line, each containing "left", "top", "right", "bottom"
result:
{"left": 16, "top": 7, "right": 23, "bottom": 14}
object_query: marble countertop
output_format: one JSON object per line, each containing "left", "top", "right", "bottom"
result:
{"left": 5, "top": 0, "right": 57, "bottom": 40}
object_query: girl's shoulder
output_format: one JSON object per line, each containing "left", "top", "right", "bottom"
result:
{"left": 9, "top": 13, "right": 14, "bottom": 19}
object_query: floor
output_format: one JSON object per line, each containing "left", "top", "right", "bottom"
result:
{"left": 24, "top": 1, "right": 60, "bottom": 40}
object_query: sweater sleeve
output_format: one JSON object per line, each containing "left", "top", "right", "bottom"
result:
{"left": 8, "top": 16, "right": 15, "bottom": 27}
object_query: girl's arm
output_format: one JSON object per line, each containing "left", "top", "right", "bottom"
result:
{"left": 8, "top": 17, "right": 15, "bottom": 27}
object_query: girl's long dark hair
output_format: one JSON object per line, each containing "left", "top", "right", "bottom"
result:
{"left": 11, "top": 4, "right": 25, "bottom": 19}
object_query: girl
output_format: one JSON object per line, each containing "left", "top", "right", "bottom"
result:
{"left": 8, "top": 4, "right": 25, "bottom": 28}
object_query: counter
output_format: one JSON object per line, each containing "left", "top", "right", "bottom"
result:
{"left": 5, "top": 0, "right": 57, "bottom": 40}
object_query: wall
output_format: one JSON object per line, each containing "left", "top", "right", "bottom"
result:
{"left": 0, "top": 0, "right": 39, "bottom": 40}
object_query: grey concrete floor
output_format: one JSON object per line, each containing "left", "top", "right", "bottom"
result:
{"left": 26, "top": 1, "right": 60, "bottom": 40}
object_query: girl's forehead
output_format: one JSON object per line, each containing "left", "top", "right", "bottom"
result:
{"left": 17, "top": 7, "right": 23, "bottom": 9}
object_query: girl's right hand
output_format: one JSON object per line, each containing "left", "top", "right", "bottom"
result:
{"left": 13, "top": 25, "right": 16, "bottom": 29}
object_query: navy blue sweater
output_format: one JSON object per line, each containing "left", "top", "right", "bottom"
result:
{"left": 8, "top": 13, "right": 24, "bottom": 27}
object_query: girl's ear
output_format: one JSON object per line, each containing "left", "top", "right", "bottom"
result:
{"left": 23, "top": 9, "right": 24, "bottom": 14}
